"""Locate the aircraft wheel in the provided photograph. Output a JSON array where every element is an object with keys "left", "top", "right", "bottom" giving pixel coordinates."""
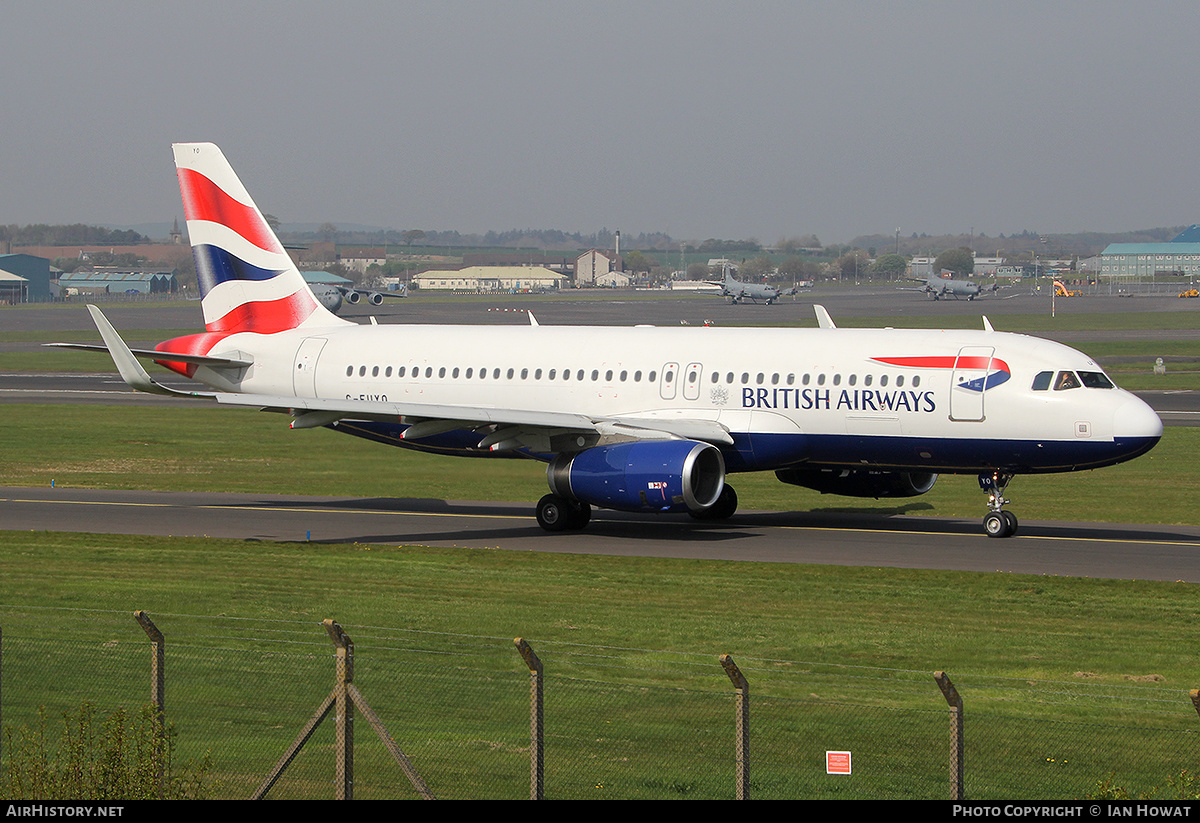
[
  {"left": 689, "top": 484, "right": 737, "bottom": 520},
  {"left": 1003, "top": 510, "right": 1018, "bottom": 536},
  {"left": 537, "top": 494, "right": 590, "bottom": 532},
  {"left": 983, "top": 511, "right": 1012, "bottom": 538},
  {"left": 566, "top": 499, "right": 591, "bottom": 530},
  {"left": 536, "top": 494, "right": 571, "bottom": 532}
]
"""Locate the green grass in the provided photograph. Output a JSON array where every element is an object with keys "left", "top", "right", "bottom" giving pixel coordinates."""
[{"left": 0, "top": 531, "right": 1196, "bottom": 799}]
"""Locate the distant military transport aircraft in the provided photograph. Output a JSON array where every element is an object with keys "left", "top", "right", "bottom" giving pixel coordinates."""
[
  {"left": 49, "top": 143, "right": 1162, "bottom": 538},
  {"left": 310, "top": 281, "right": 407, "bottom": 314}
]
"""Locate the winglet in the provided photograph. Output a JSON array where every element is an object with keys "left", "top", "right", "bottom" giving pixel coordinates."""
[
  {"left": 814, "top": 305, "right": 836, "bottom": 329},
  {"left": 85, "top": 305, "right": 214, "bottom": 398}
]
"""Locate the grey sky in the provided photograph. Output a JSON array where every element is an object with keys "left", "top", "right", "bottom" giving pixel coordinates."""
[{"left": 2, "top": 1, "right": 1198, "bottom": 245}]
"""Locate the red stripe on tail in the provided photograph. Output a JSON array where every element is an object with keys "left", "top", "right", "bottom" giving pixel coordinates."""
[
  {"left": 205, "top": 290, "right": 319, "bottom": 334},
  {"left": 176, "top": 167, "right": 282, "bottom": 253}
]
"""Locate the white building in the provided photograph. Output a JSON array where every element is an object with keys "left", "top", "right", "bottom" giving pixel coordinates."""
[
  {"left": 338, "top": 248, "right": 388, "bottom": 274},
  {"left": 575, "top": 249, "right": 617, "bottom": 286},
  {"left": 414, "top": 266, "right": 566, "bottom": 292}
]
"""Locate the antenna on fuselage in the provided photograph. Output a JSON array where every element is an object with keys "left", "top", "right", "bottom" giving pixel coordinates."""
[
  {"left": 982, "top": 316, "right": 994, "bottom": 332},
  {"left": 814, "top": 305, "right": 836, "bottom": 329}
]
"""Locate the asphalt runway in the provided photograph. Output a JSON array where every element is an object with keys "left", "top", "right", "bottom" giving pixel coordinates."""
[{"left": 3, "top": 485, "right": 1200, "bottom": 583}]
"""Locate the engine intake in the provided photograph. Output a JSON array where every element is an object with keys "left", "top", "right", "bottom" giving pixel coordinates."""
[
  {"left": 548, "top": 440, "right": 725, "bottom": 513},
  {"left": 775, "top": 468, "right": 937, "bottom": 498}
]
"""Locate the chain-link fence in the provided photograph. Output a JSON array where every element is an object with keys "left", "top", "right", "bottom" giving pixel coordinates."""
[{"left": 1, "top": 606, "right": 1197, "bottom": 800}]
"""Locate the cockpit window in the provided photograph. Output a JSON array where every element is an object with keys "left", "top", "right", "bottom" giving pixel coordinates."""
[
  {"left": 1031, "top": 371, "right": 1053, "bottom": 391},
  {"left": 1054, "top": 371, "right": 1082, "bottom": 391},
  {"left": 1078, "top": 371, "right": 1114, "bottom": 389}
]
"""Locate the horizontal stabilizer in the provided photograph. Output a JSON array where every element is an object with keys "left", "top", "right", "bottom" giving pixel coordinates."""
[
  {"left": 59, "top": 305, "right": 218, "bottom": 398},
  {"left": 45, "top": 342, "right": 253, "bottom": 369}
]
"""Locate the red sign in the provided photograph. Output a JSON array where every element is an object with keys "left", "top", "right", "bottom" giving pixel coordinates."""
[{"left": 826, "top": 751, "right": 852, "bottom": 775}]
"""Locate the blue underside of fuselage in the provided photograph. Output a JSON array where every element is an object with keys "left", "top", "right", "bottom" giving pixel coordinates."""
[{"left": 330, "top": 420, "right": 1160, "bottom": 476}]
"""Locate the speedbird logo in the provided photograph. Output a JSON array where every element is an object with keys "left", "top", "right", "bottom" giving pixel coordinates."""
[{"left": 870, "top": 355, "right": 1011, "bottom": 393}]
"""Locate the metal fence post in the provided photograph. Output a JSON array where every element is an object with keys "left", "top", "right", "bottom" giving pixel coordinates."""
[
  {"left": 935, "top": 671, "right": 964, "bottom": 801},
  {"left": 324, "top": 619, "right": 355, "bottom": 800},
  {"left": 134, "top": 610, "right": 166, "bottom": 796},
  {"left": 720, "top": 654, "right": 749, "bottom": 800},
  {"left": 514, "top": 638, "right": 544, "bottom": 800},
  {"left": 134, "top": 611, "right": 165, "bottom": 718}
]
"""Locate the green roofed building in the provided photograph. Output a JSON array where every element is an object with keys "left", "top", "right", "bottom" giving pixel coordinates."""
[
  {"left": 60, "top": 268, "right": 178, "bottom": 295},
  {"left": 1098, "top": 243, "right": 1200, "bottom": 282}
]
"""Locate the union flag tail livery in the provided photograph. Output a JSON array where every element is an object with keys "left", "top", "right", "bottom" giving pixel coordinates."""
[
  {"left": 173, "top": 142, "right": 346, "bottom": 334},
  {"left": 52, "top": 142, "right": 1164, "bottom": 539}
]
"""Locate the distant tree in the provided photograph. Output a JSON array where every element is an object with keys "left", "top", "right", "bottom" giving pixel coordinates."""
[
  {"left": 834, "top": 250, "right": 871, "bottom": 279},
  {"left": 739, "top": 256, "right": 775, "bottom": 280},
  {"left": 872, "top": 253, "right": 909, "bottom": 279},
  {"left": 779, "top": 256, "right": 819, "bottom": 280},
  {"left": 623, "top": 250, "right": 651, "bottom": 273},
  {"left": 686, "top": 262, "right": 711, "bottom": 280},
  {"left": 401, "top": 229, "right": 426, "bottom": 246},
  {"left": 263, "top": 213, "right": 281, "bottom": 231},
  {"left": 934, "top": 247, "right": 974, "bottom": 277},
  {"left": 318, "top": 222, "right": 338, "bottom": 242}
]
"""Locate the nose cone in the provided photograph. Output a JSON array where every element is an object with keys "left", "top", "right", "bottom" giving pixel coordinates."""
[{"left": 1115, "top": 395, "right": 1163, "bottom": 439}]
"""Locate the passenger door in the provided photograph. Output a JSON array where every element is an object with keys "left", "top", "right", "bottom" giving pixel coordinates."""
[
  {"left": 949, "top": 346, "right": 993, "bottom": 422},
  {"left": 293, "top": 337, "right": 327, "bottom": 398}
]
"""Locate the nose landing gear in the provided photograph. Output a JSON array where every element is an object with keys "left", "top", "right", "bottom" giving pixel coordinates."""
[{"left": 979, "top": 471, "right": 1018, "bottom": 538}]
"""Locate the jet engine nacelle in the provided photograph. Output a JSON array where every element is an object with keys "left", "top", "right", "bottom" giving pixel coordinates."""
[
  {"left": 547, "top": 440, "right": 726, "bottom": 513},
  {"left": 345, "top": 289, "right": 361, "bottom": 304},
  {"left": 367, "top": 291, "right": 383, "bottom": 305},
  {"left": 775, "top": 467, "right": 937, "bottom": 498}
]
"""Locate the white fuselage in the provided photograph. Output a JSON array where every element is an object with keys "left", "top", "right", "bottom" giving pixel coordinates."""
[{"left": 189, "top": 321, "right": 1163, "bottom": 476}]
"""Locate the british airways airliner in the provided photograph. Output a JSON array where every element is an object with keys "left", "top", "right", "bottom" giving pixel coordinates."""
[{"left": 61, "top": 143, "right": 1163, "bottom": 538}]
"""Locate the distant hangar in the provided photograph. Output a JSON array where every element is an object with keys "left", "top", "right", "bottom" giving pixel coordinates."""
[{"left": 60, "top": 268, "right": 178, "bottom": 295}]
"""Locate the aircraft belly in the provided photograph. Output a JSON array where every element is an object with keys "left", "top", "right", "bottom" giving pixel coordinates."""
[{"left": 799, "top": 431, "right": 1155, "bottom": 474}]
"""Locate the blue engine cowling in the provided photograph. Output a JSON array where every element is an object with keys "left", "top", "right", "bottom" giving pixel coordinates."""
[{"left": 547, "top": 440, "right": 726, "bottom": 513}]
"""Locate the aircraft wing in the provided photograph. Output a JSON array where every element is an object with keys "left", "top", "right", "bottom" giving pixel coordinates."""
[
  {"left": 336, "top": 285, "right": 407, "bottom": 305},
  {"left": 210, "top": 392, "right": 735, "bottom": 448}
]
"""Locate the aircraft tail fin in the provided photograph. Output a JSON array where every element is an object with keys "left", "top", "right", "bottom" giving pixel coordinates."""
[{"left": 172, "top": 143, "right": 348, "bottom": 334}]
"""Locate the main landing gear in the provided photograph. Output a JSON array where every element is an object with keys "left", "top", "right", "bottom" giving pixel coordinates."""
[
  {"left": 536, "top": 494, "right": 591, "bottom": 532},
  {"left": 534, "top": 484, "right": 739, "bottom": 532},
  {"left": 688, "top": 484, "right": 738, "bottom": 521},
  {"left": 979, "top": 471, "right": 1018, "bottom": 538}
]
